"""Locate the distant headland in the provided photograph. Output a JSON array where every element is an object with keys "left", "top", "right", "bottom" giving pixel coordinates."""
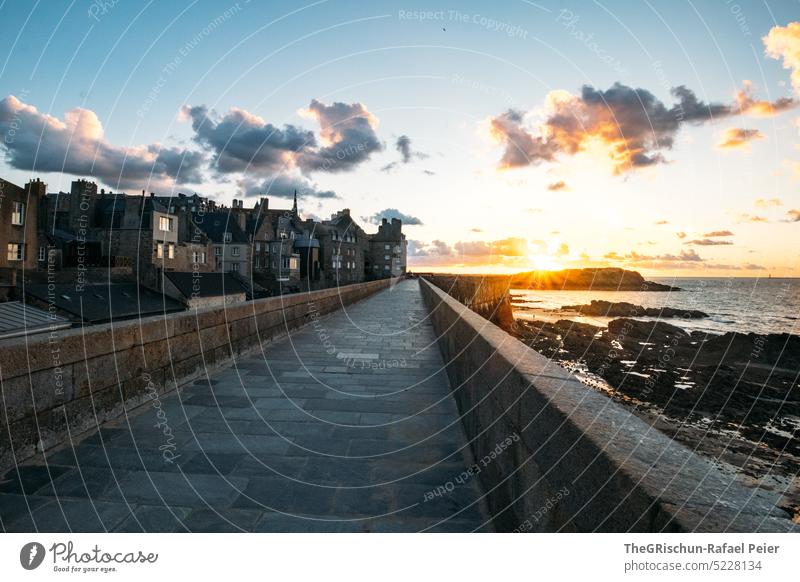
[{"left": 509, "top": 267, "right": 679, "bottom": 291}]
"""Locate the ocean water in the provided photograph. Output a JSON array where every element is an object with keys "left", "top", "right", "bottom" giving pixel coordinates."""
[{"left": 510, "top": 277, "right": 800, "bottom": 336}]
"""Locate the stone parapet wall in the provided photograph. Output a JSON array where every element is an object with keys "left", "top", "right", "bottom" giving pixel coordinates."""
[
  {"left": 419, "top": 277, "right": 796, "bottom": 532},
  {"left": 420, "top": 274, "right": 515, "bottom": 330},
  {"left": 0, "top": 278, "right": 398, "bottom": 471}
]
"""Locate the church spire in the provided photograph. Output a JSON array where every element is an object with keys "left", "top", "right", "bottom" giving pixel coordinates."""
[{"left": 292, "top": 189, "right": 298, "bottom": 216}]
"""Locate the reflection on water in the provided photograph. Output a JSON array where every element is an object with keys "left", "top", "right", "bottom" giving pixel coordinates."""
[{"left": 511, "top": 277, "right": 800, "bottom": 335}]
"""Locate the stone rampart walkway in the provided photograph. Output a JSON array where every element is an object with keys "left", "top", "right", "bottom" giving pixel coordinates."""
[{"left": 0, "top": 280, "right": 491, "bottom": 532}]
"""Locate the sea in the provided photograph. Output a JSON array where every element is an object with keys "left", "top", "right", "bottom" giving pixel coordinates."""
[{"left": 510, "top": 277, "right": 800, "bottom": 336}]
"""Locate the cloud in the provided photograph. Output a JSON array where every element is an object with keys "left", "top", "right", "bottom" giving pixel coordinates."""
[
  {"left": 423, "top": 169, "right": 436, "bottom": 175},
  {"left": 0, "top": 95, "right": 205, "bottom": 189},
  {"left": 717, "top": 127, "right": 764, "bottom": 149},
  {"left": 488, "top": 82, "right": 796, "bottom": 174},
  {"left": 396, "top": 135, "right": 413, "bottom": 163},
  {"left": 676, "top": 231, "right": 686, "bottom": 239},
  {"left": 764, "top": 22, "right": 800, "bottom": 92},
  {"left": 365, "top": 208, "right": 423, "bottom": 225},
  {"left": 547, "top": 180, "right": 568, "bottom": 191},
  {"left": 408, "top": 240, "right": 455, "bottom": 257},
  {"left": 395, "top": 134, "right": 427, "bottom": 163},
  {"left": 454, "top": 237, "right": 528, "bottom": 257},
  {"left": 735, "top": 213, "right": 769, "bottom": 223},
  {"left": 410, "top": 237, "right": 534, "bottom": 268},
  {"left": 237, "top": 173, "right": 337, "bottom": 200},
  {"left": 181, "top": 104, "right": 312, "bottom": 175},
  {"left": 296, "top": 99, "right": 382, "bottom": 172},
  {"left": 734, "top": 81, "right": 796, "bottom": 116},
  {"left": 654, "top": 220, "right": 669, "bottom": 225},
  {"left": 183, "top": 98, "right": 381, "bottom": 177},
  {"left": 703, "top": 230, "right": 734, "bottom": 237},
  {"left": 755, "top": 197, "right": 782, "bottom": 207},
  {"left": 787, "top": 209, "right": 800, "bottom": 222},
  {"left": 604, "top": 248, "right": 703, "bottom": 265},
  {"left": 555, "top": 242, "right": 570, "bottom": 256},
  {"left": 685, "top": 238, "right": 734, "bottom": 246},
  {"left": 469, "top": 227, "right": 483, "bottom": 232}
]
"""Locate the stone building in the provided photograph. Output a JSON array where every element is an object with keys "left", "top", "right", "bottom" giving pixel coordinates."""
[
  {"left": 200, "top": 207, "right": 251, "bottom": 278},
  {"left": 1, "top": 178, "right": 44, "bottom": 273},
  {"left": 366, "top": 217, "right": 407, "bottom": 279},
  {"left": 317, "top": 209, "right": 367, "bottom": 286}
]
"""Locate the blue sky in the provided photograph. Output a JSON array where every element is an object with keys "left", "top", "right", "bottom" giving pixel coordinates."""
[{"left": 1, "top": 0, "right": 799, "bottom": 274}]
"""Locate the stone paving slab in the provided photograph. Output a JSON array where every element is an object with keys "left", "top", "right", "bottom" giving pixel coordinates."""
[{"left": 0, "top": 280, "right": 492, "bottom": 532}]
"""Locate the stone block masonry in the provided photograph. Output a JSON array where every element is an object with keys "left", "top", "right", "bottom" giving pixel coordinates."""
[
  {"left": 0, "top": 278, "right": 398, "bottom": 472},
  {"left": 418, "top": 277, "right": 797, "bottom": 532},
  {"left": 421, "top": 274, "right": 515, "bottom": 330}
]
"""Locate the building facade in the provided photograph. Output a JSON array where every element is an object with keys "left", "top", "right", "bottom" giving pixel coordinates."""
[{"left": 366, "top": 218, "right": 407, "bottom": 279}]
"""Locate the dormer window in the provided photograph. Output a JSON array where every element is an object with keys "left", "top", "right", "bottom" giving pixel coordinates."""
[{"left": 224, "top": 232, "right": 232, "bottom": 243}]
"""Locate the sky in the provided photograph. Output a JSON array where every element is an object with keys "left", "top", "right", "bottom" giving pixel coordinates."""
[{"left": 1, "top": 0, "right": 799, "bottom": 276}]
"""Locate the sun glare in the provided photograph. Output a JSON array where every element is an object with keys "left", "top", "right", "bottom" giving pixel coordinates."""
[{"left": 527, "top": 253, "right": 563, "bottom": 271}]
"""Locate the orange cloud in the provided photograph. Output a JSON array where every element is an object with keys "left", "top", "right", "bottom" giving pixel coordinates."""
[
  {"left": 717, "top": 127, "right": 764, "bottom": 149},
  {"left": 547, "top": 180, "right": 568, "bottom": 191},
  {"left": 488, "top": 82, "right": 794, "bottom": 175},
  {"left": 755, "top": 197, "right": 782, "bottom": 207},
  {"left": 735, "top": 81, "right": 795, "bottom": 116}
]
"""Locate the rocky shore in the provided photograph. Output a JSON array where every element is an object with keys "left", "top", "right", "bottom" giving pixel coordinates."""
[
  {"left": 560, "top": 299, "right": 708, "bottom": 318},
  {"left": 517, "top": 315, "right": 800, "bottom": 517}
]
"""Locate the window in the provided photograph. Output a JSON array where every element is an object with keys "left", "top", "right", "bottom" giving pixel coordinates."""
[
  {"left": 231, "top": 262, "right": 240, "bottom": 272},
  {"left": 231, "top": 246, "right": 240, "bottom": 256},
  {"left": 214, "top": 247, "right": 222, "bottom": 256},
  {"left": 192, "top": 251, "right": 205, "bottom": 264},
  {"left": 38, "top": 246, "right": 46, "bottom": 261},
  {"left": 224, "top": 232, "right": 232, "bottom": 243},
  {"left": 384, "top": 265, "right": 390, "bottom": 271},
  {"left": 158, "top": 216, "right": 173, "bottom": 232},
  {"left": 11, "top": 202, "right": 24, "bottom": 226},
  {"left": 384, "top": 244, "right": 390, "bottom": 250},
  {"left": 255, "top": 242, "right": 261, "bottom": 252},
  {"left": 156, "top": 243, "right": 164, "bottom": 259},
  {"left": 167, "top": 244, "right": 175, "bottom": 259},
  {"left": 384, "top": 255, "right": 390, "bottom": 260},
  {"left": 7, "top": 243, "right": 23, "bottom": 261}
]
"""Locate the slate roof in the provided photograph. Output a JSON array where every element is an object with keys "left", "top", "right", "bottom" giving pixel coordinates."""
[
  {"left": 25, "top": 283, "right": 184, "bottom": 324},
  {"left": 199, "top": 212, "right": 249, "bottom": 243},
  {"left": 0, "top": 301, "right": 70, "bottom": 340},
  {"left": 164, "top": 271, "right": 248, "bottom": 299}
]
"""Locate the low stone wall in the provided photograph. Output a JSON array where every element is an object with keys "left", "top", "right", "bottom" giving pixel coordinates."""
[
  {"left": 0, "top": 278, "right": 398, "bottom": 472},
  {"left": 419, "top": 273, "right": 515, "bottom": 330},
  {"left": 419, "top": 278, "right": 796, "bottom": 532}
]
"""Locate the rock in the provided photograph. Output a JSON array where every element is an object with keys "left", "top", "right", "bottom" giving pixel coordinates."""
[
  {"left": 561, "top": 299, "right": 708, "bottom": 318},
  {"left": 607, "top": 317, "right": 690, "bottom": 341}
]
